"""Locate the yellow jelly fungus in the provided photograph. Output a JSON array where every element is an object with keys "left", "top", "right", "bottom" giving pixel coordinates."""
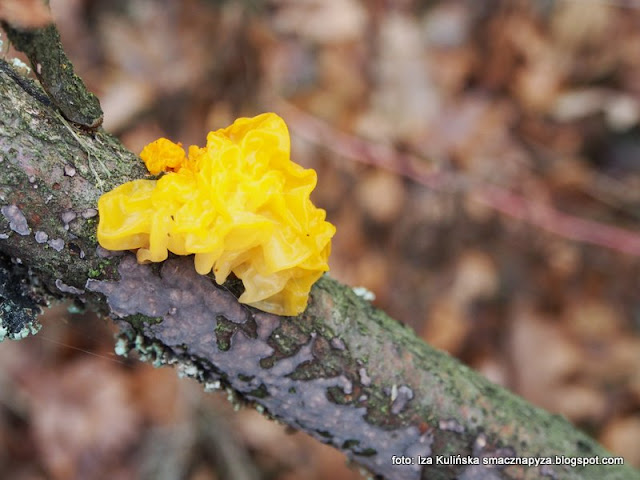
[{"left": 97, "top": 113, "right": 335, "bottom": 316}]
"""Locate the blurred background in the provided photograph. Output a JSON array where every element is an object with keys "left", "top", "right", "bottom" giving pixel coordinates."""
[{"left": 1, "top": 0, "right": 640, "bottom": 478}]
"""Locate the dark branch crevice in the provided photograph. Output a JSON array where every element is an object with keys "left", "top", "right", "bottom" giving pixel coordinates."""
[{"left": 0, "top": 253, "right": 45, "bottom": 340}]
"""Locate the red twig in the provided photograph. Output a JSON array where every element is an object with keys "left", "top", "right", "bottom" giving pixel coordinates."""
[
  {"left": 477, "top": 186, "right": 640, "bottom": 255},
  {"left": 275, "top": 99, "right": 640, "bottom": 257}
]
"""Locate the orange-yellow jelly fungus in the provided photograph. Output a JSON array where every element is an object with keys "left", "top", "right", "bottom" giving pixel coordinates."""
[{"left": 97, "top": 113, "right": 335, "bottom": 316}]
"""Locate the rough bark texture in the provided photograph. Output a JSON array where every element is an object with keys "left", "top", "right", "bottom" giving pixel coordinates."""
[
  {"left": 2, "top": 21, "right": 103, "bottom": 128},
  {"left": 0, "top": 59, "right": 638, "bottom": 480},
  {"left": 0, "top": 58, "right": 144, "bottom": 315}
]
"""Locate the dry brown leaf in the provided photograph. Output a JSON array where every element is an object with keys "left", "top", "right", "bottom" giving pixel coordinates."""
[
  {"left": 269, "top": 0, "right": 366, "bottom": 44},
  {"left": 514, "top": 59, "right": 562, "bottom": 112},
  {"left": 130, "top": 366, "right": 183, "bottom": 426},
  {"left": 422, "top": 298, "right": 468, "bottom": 355},
  {"left": 371, "top": 12, "right": 440, "bottom": 139},
  {"left": 0, "top": 0, "right": 51, "bottom": 28},
  {"left": 356, "top": 170, "right": 406, "bottom": 224},
  {"left": 563, "top": 299, "right": 624, "bottom": 343},
  {"left": 599, "top": 416, "right": 640, "bottom": 467},
  {"left": 28, "top": 359, "right": 139, "bottom": 480},
  {"left": 543, "top": 240, "right": 580, "bottom": 278},
  {"left": 549, "top": 384, "right": 607, "bottom": 424},
  {"left": 551, "top": 0, "right": 613, "bottom": 50},
  {"left": 579, "top": 337, "right": 640, "bottom": 388},
  {"left": 100, "top": 77, "right": 154, "bottom": 133},
  {"left": 509, "top": 306, "right": 583, "bottom": 408},
  {"left": 351, "top": 249, "right": 389, "bottom": 305},
  {"left": 473, "top": 355, "right": 509, "bottom": 387},
  {"left": 451, "top": 250, "right": 498, "bottom": 304},
  {"left": 236, "top": 410, "right": 364, "bottom": 480}
]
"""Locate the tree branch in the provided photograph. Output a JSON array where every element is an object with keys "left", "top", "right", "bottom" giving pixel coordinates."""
[
  {"left": 2, "top": 19, "right": 103, "bottom": 128},
  {"left": 0, "top": 58, "right": 638, "bottom": 480}
]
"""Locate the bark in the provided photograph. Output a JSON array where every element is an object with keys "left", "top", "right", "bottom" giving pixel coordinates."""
[
  {"left": 2, "top": 17, "right": 103, "bottom": 128},
  {"left": 0, "top": 59, "right": 638, "bottom": 480}
]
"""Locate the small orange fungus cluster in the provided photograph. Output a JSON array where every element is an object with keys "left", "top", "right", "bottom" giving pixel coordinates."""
[{"left": 97, "top": 113, "right": 335, "bottom": 315}]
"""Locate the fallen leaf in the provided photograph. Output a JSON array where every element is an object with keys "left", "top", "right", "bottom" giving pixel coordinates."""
[{"left": 0, "top": 0, "right": 51, "bottom": 28}]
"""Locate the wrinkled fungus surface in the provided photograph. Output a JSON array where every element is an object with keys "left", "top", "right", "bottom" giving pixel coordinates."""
[{"left": 97, "top": 113, "right": 335, "bottom": 315}]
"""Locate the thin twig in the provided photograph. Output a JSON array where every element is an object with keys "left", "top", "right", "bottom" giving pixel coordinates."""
[{"left": 275, "top": 98, "right": 640, "bottom": 257}]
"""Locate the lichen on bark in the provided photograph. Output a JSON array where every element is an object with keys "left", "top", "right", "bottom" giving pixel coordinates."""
[
  {"left": 2, "top": 20, "right": 103, "bottom": 128},
  {"left": 0, "top": 58, "right": 146, "bottom": 312}
]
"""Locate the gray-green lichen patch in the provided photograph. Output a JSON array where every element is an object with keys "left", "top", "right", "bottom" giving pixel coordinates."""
[
  {"left": 47, "top": 238, "right": 64, "bottom": 252},
  {"left": 96, "top": 246, "right": 122, "bottom": 258},
  {"left": 352, "top": 286, "right": 376, "bottom": 302},
  {"left": 439, "top": 418, "right": 465, "bottom": 434},
  {"left": 330, "top": 336, "right": 345, "bottom": 350},
  {"left": 81, "top": 208, "right": 97, "bottom": 219},
  {"left": 63, "top": 164, "right": 76, "bottom": 177},
  {"left": 55, "top": 278, "right": 84, "bottom": 295},
  {"left": 1, "top": 204, "right": 30, "bottom": 235},
  {"left": 86, "top": 255, "right": 432, "bottom": 479},
  {"left": 34, "top": 230, "right": 48, "bottom": 243},
  {"left": 177, "top": 362, "right": 200, "bottom": 379},
  {"left": 61, "top": 210, "right": 76, "bottom": 228},
  {"left": 114, "top": 336, "right": 128, "bottom": 356},
  {"left": 358, "top": 367, "right": 371, "bottom": 386},
  {"left": 1, "top": 321, "right": 41, "bottom": 341},
  {"left": 390, "top": 385, "right": 414, "bottom": 415}
]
